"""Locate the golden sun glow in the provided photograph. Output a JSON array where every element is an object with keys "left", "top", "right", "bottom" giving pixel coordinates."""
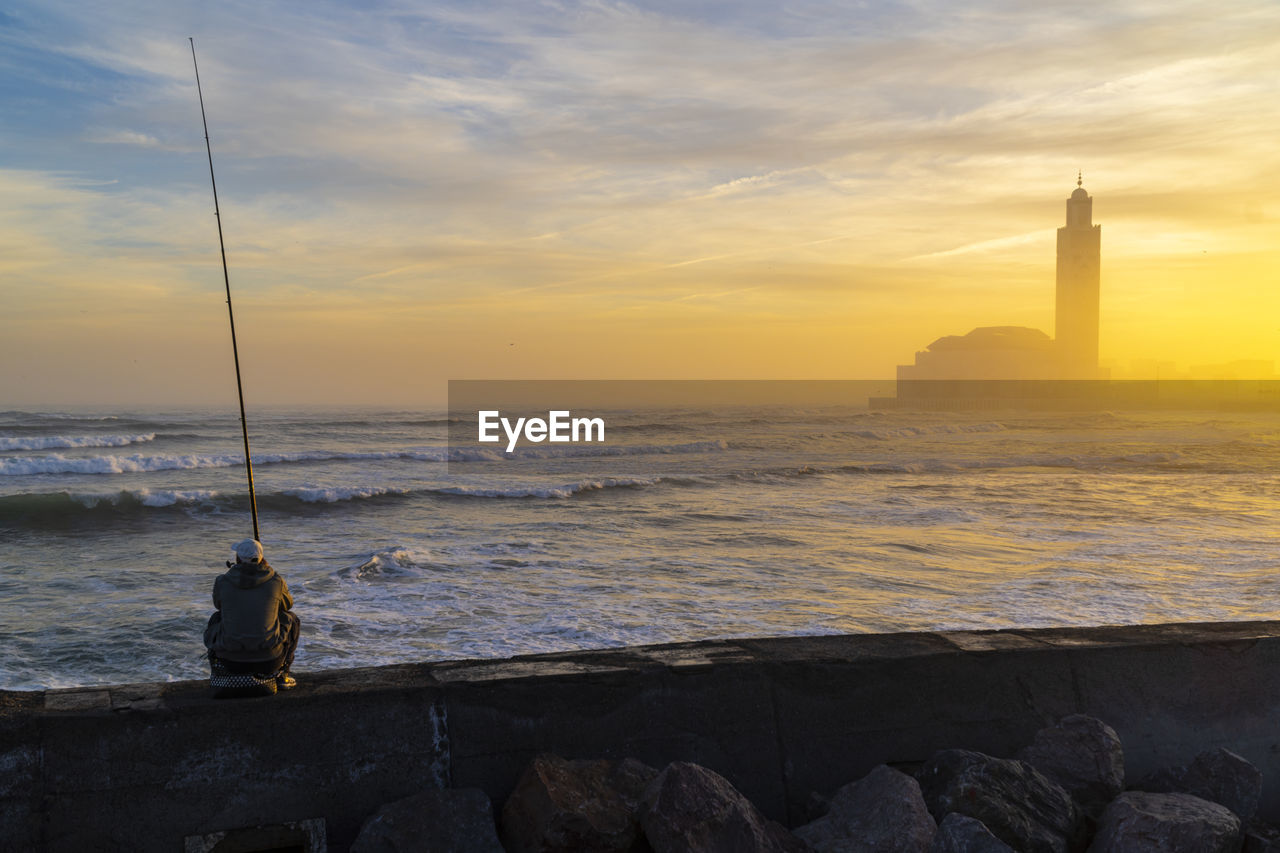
[{"left": 2, "top": 3, "right": 1279, "bottom": 405}]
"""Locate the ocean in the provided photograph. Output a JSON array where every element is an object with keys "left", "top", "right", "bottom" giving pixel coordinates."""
[{"left": 2, "top": 403, "right": 1278, "bottom": 690}]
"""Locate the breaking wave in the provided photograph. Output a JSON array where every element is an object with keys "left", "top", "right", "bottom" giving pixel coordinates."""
[
  {"left": 0, "top": 476, "right": 706, "bottom": 526},
  {"left": 496, "top": 440, "right": 728, "bottom": 459},
  {"left": 280, "top": 485, "right": 414, "bottom": 503},
  {"left": 0, "top": 489, "right": 227, "bottom": 526},
  {"left": 431, "top": 477, "right": 664, "bottom": 499},
  {"left": 0, "top": 433, "right": 156, "bottom": 452},
  {"left": 335, "top": 547, "right": 425, "bottom": 581},
  {"left": 0, "top": 440, "right": 729, "bottom": 476}
]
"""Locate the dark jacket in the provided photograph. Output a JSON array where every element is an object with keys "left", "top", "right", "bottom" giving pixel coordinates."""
[{"left": 204, "top": 559, "right": 294, "bottom": 662}]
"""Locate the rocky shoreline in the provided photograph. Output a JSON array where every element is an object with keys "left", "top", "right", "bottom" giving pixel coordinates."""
[{"left": 351, "top": 715, "right": 1280, "bottom": 852}]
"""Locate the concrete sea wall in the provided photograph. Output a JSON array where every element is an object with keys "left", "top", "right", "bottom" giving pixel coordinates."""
[{"left": 3, "top": 621, "right": 1280, "bottom": 851}]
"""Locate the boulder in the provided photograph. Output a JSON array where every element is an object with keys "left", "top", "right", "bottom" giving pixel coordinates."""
[
  {"left": 1088, "top": 791, "right": 1241, "bottom": 852},
  {"left": 350, "top": 787, "right": 503, "bottom": 853},
  {"left": 1134, "top": 747, "right": 1262, "bottom": 823},
  {"left": 794, "top": 764, "right": 936, "bottom": 852},
  {"left": 937, "top": 757, "right": 1083, "bottom": 853},
  {"left": 930, "top": 814, "right": 1015, "bottom": 853},
  {"left": 639, "top": 761, "right": 806, "bottom": 853},
  {"left": 1017, "top": 715, "right": 1124, "bottom": 821},
  {"left": 500, "top": 753, "right": 658, "bottom": 852},
  {"left": 918, "top": 749, "right": 994, "bottom": 822}
]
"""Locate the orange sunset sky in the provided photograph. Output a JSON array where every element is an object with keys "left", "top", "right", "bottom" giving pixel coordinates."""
[{"left": 2, "top": 1, "right": 1278, "bottom": 406}]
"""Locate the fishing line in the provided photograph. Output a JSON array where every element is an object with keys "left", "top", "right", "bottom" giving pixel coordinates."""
[{"left": 190, "top": 38, "right": 261, "bottom": 541}]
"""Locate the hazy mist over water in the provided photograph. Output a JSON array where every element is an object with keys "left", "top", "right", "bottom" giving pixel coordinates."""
[{"left": 1, "top": 404, "right": 1279, "bottom": 690}]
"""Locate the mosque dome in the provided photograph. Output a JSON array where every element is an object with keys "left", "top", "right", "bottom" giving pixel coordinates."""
[
  {"left": 1071, "top": 186, "right": 1089, "bottom": 200},
  {"left": 924, "top": 326, "right": 1053, "bottom": 352}
]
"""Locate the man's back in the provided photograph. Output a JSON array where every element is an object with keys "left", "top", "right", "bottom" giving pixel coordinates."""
[
  {"left": 203, "top": 539, "right": 300, "bottom": 690},
  {"left": 212, "top": 559, "right": 293, "bottom": 661}
]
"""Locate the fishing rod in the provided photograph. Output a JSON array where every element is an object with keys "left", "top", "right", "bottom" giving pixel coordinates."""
[{"left": 190, "top": 37, "right": 261, "bottom": 542}]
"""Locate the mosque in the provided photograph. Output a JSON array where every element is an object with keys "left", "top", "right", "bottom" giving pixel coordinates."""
[
  {"left": 872, "top": 180, "right": 1279, "bottom": 410},
  {"left": 895, "top": 176, "right": 1105, "bottom": 382}
]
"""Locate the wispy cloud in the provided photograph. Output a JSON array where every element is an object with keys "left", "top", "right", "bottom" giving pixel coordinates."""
[
  {"left": 902, "top": 230, "right": 1054, "bottom": 263},
  {"left": 2, "top": 0, "right": 1279, "bottom": 400},
  {"left": 86, "top": 128, "right": 163, "bottom": 147}
]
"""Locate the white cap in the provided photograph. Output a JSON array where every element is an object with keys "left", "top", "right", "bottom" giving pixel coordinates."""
[{"left": 233, "top": 539, "right": 264, "bottom": 563}]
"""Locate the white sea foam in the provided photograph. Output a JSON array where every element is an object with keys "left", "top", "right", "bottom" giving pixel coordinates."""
[
  {"left": 502, "top": 440, "right": 728, "bottom": 459},
  {"left": 70, "top": 488, "right": 221, "bottom": 508},
  {"left": 432, "top": 476, "right": 662, "bottom": 499},
  {"left": 337, "top": 547, "right": 424, "bottom": 580},
  {"left": 283, "top": 485, "right": 412, "bottom": 503},
  {"left": 137, "top": 488, "right": 221, "bottom": 507},
  {"left": 0, "top": 452, "right": 243, "bottom": 476},
  {"left": 0, "top": 433, "right": 156, "bottom": 451},
  {"left": 0, "top": 439, "right": 729, "bottom": 475},
  {"left": 0, "top": 449, "right": 421, "bottom": 475}
]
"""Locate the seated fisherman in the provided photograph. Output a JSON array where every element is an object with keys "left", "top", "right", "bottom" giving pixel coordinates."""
[{"left": 203, "top": 538, "right": 300, "bottom": 690}]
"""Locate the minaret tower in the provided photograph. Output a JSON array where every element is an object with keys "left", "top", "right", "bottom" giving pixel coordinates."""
[{"left": 1055, "top": 173, "right": 1101, "bottom": 376}]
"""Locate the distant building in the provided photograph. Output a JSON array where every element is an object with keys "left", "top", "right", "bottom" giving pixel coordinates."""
[
  {"left": 897, "top": 326, "right": 1060, "bottom": 380},
  {"left": 870, "top": 180, "right": 1280, "bottom": 411},
  {"left": 1056, "top": 179, "right": 1102, "bottom": 375},
  {"left": 896, "top": 176, "right": 1104, "bottom": 381}
]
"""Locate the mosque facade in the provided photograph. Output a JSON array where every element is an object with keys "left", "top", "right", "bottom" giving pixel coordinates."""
[{"left": 896, "top": 177, "right": 1104, "bottom": 381}]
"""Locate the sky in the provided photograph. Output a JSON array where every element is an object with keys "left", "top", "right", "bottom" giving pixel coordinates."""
[{"left": 2, "top": 0, "right": 1278, "bottom": 406}]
